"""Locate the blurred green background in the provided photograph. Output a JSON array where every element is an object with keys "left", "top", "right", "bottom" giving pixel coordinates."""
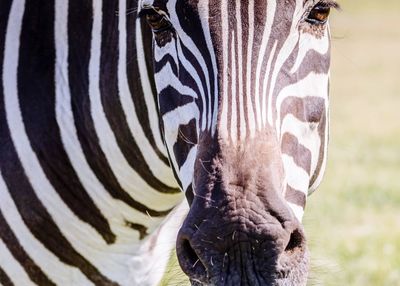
[{"left": 161, "top": 1, "right": 400, "bottom": 285}]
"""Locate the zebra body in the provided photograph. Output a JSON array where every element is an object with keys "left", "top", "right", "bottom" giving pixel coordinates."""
[{"left": 1, "top": 0, "right": 183, "bottom": 285}]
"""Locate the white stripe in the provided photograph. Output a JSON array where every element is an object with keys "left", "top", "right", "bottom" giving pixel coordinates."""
[
  {"left": 230, "top": 32, "right": 238, "bottom": 142},
  {"left": 290, "top": 29, "right": 330, "bottom": 74},
  {"left": 175, "top": 39, "right": 205, "bottom": 100},
  {"left": 282, "top": 154, "right": 310, "bottom": 193},
  {"left": 276, "top": 72, "right": 329, "bottom": 177},
  {"left": 153, "top": 31, "right": 179, "bottom": 71},
  {"left": 135, "top": 18, "right": 169, "bottom": 157},
  {"left": 117, "top": 4, "right": 176, "bottom": 188},
  {"left": 154, "top": 60, "right": 199, "bottom": 100},
  {"left": 287, "top": 202, "right": 304, "bottom": 222},
  {"left": 309, "top": 100, "right": 329, "bottom": 194},
  {"left": 246, "top": 1, "right": 256, "bottom": 138},
  {"left": 0, "top": 239, "right": 35, "bottom": 286},
  {"left": 235, "top": 0, "right": 246, "bottom": 141},
  {"left": 0, "top": 172, "right": 92, "bottom": 285},
  {"left": 167, "top": 0, "right": 212, "bottom": 131},
  {"left": 280, "top": 114, "right": 322, "bottom": 176},
  {"left": 254, "top": 0, "right": 277, "bottom": 129},
  {"left": 139, "top": 0, "right": 155, "bottom": 8},
  {"left": 89, "top": 0, "right": 182, "bottom": 209},
  {"left": 266, "top": 0, "right": 303, "bottom": 126},
  {"left": 161, "top": 102, "right": 200, "bottom": 179},
  {"left": 197, "top": 0, "right": 219, "bottom": 134},
  {"left": 2, "top": 1, "right": 174, "bottom": 285},
  {"left": 153, "top": 38, "right": 204, "bottom": 126},
  {"left": 54, "top": 0, "right": 160, "bottom": 243},
  {"left": 153, "top": 30, "right": 216, "bottom": 136},
  {"left": 276, "top": 72, "right": 329, "bottom": 138},
  {"left": 219, "top": 0, "right": 229, "bottom": 140},
  {"left": 261, "top": 40, "right": 277, "bottom": 127},
  {"left": 4, "top": 0, "right": 130, "bottom": 282},
  {"left": 161, "top": 102, "right": 200, "bottom": 145},
  {"left": 179, "top": 146, "right": 198, "bottom": 191},
  {"left": 128, "top": 200, "right": 188, "bottom": 286}
]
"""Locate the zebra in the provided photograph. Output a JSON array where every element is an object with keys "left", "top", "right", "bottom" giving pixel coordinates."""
[{"left": 0, "top": 0, "right": 337, "bottom": 285}]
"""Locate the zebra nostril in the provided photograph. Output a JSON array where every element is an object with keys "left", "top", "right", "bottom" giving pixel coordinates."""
[
  {"left": 178, "top": 238, "right": 207, "bottom": 277},
  {"left": 284, "top": 229, "right": 304, "bottom": 254}
]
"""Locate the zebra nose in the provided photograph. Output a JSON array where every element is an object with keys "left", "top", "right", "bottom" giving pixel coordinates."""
[
  {"left": 176, "top": 213, "right": 306, "bottom": 284},
  {"left": 176, "top": 234, "right": 208, "bottom": 280}
]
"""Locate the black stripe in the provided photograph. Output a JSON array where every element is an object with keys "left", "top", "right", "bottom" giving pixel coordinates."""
[
  {"left": 155, "top": 44, "right": 204, "bottom": 117},
  {"left": 0, "top": 3, "right": 14, "bottom": 286},
  {"left": 0, "top": 110, "right": 118, "bottom": 285},
  {"left": 0, "top": 213, "right": 55, "bottom": 286},
  {"left": 17, "top": 0, "right": 115, "bottom": 244},
  {"left": 281, "top": 133, "right": 312, "bottom": 175},
  {"left": 1, "top": 2, "right": 49, "bottom": 285},
  {"left": 124, "top": 220, "right": 148, "bottom": 240},
  {"left": 255, "top": 3, "right": 293, "bottom": 123},
  {"left": 285, "top": 186, "right": 306, "bottom": 208},
  {"left": 100, "top": 0, "right": 180, "bottom": 194},
  {"left": 309, "top": 105, "right": 327, "bottom": 187},
  {"left": 249, "top": 1, "right": 269, "bottom": 131},
  {"left": 138, "top": 15, "right": 170, "bottom": 167},
  {"left": 0, "top": 0, "right": 12, "bottom": 55},
  {"left": 240, "top": 0, "right": 251, "bottom": 138},
  {"left": 179, "top": 37, "right": 210, "bottom": 126},
  {"left": 173, "top": 119, "right": 198, "bottom": 168},
  {"left": 164, "top": 144, "right": 183, "bottom": 190},
  {"left": 185, "top": 184, "right": 194, "bottom": 206},
  {"left": 0, "top": 264, "right": 14, "bottom": 286},
  {"left": 226, "top": 18, "right": 233, "bottom": 140},
  {"left": 153, "top": 53, "right": 179, "bottom": 75},
  {"left": 159, "top": 86, "right": 196, "bottom": 116},
  {"left": 1, "top": 8, "right": 116, "bottom": 277},
  {"left": 139, "top": 17, "right": 175, "bottom": 165},
  {"left": 176, "top": 0, "right": 216, "bottom": 125},
  {"left": 273, "top": 42, "right": 331, "bottom": 104},
  {"left": 140, "top": 17, "right": 161, "bottom": 119},
  {"left": 230, "top": 0, "right": 241, "bottom": 140},
  {"left": 67, "top": 0, "right": 170, "bottom": 218},
  {"left": 126, "top": 4, "right": 169, "bottom": 166},
  {"left": 279, "top": 96, "right": 326, "bottom": 126}
]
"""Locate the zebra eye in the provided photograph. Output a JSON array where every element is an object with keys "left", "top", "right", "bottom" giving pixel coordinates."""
[
  {"left": 140, "top": 8, "right": 172, "bottom": 33},
  {"left": 306, "top": 3, "right": 331, "bottom": 25}
]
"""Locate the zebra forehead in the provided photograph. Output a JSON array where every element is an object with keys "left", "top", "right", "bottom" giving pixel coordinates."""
[{"left": 140, "top": 0, "right": 305, "bottom": 11}]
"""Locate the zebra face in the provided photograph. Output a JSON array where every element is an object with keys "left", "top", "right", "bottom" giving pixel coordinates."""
[{"left": 140, "top": 0, "right": 336, "bottom": 284}]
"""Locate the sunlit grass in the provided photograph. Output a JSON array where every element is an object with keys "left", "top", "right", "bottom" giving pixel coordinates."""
[
  {"left": 160, "top": 251, "right": 189, "bottom": 286},
  {"left": 161, "top": 1, "right": 400, "bottom": 285}
]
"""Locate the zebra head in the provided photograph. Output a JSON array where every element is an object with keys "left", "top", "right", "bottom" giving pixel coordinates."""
[{"left": 139, "top": 0, "right": 337, "bottom": 284}]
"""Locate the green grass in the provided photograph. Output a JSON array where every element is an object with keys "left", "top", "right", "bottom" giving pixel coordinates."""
[{"left": 161, "top": 1, "right": 400, "bottom": 285}]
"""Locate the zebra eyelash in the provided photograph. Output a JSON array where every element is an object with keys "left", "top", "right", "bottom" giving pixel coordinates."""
[
  {"left": 309, "top": 0, "right": 341, "bottom": 12},
  {"left": 137, "top": 6, "right": 158, "bottom": 18},
  {"left": 318, "top": 0, "right": 341, "bottom": 10},
  {"left": 138, "top": 7, "right": 173, "bottom": 34},
  {"left": 302, "top": 0, "right": 340, "bottom": 27},
  {"left": 137, "top": 6, "right": 170, "bottom": 19}
]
